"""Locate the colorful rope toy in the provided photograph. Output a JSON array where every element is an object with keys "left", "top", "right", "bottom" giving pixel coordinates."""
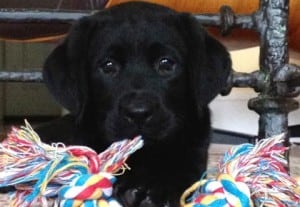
[
  {"left": 0, "top": 120, "right": 144, "bottom": 207},
  {"left": 180, "top": 134, "right": 300, "bottom": 207}
]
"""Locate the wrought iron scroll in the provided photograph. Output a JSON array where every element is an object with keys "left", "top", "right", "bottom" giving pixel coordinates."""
[
  {"left": 0, "top": 0, "right": 300, "bottom": 142},
  {"left": 248, "top": 0, "right": 299, "bottom": 139},
  {"left": 199, "top": 0, "right": 300, "bottom": 141}
]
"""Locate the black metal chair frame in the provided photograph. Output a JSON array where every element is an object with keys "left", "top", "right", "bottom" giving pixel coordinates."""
[{"left": 0, "top": 0, "right": 299, "bottom": 147}]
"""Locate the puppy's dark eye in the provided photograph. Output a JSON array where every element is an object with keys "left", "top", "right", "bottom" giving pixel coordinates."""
[
  {"left": 155, "top": 57, "right": 177, "bottom": 76},
  {"left": 98, "top": 60, "right": 120, "bottom": 76}
]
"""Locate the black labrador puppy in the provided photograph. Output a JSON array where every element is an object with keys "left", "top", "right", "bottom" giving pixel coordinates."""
[{"left": 40, "top": 2, "right": 231, "bottom": 207}]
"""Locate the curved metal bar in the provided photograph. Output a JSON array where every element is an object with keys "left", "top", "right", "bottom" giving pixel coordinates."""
[
  {"left": 0, "top": 71, "right": 43, "bottom": 82},
  {"left": 0, "top": 7, "right": 255, "bottom": 31},
  {"left": 0, "top": 9, "right": 91, "bottom": 23}
]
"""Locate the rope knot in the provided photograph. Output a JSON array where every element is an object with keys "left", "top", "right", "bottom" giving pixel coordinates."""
[
  {"left": 196, "top": 174, "right": 252, "bottom": 207},
  {"left": 181, "top": 173, "right": 253, "bottom": 207},
  {"left": 58, "top": 172, "right": 119, "bottom": 207},
  {"left": 181, "top": 134, "right": 300, "bottom": 207},
  {"left": 0, "top": 121, "right": 144, "bottom": 207}
]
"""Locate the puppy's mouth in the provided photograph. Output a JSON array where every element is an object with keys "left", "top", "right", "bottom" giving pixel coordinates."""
[
  {"left": 123, "top": 114, "right": 153, "bottom": 130},
  {"left": 121, "top": 112, "right": 170, "bottom": 137},
  {"left": 107, "top": 110, "right": 173, "bottom": 145}
]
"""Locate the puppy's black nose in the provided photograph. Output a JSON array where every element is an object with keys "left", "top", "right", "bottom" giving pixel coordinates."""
[
  {"left": 121, "top": 103, "right": 153, "bottom": 125},
  {"left": 119, "top": 91, "right": 159, "bottom": 126}
]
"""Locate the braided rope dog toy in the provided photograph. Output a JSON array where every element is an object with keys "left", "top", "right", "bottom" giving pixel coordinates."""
[
  {"left": 180, "top": 134, "right": 300, "bottom": 207},
  {"left": 0, "top": 120, "right": 144, "bottom": 207}
]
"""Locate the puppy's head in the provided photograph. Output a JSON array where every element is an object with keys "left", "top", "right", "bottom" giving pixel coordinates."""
[{"left": 43, "top": 2, "right": 231, "bottom": 145}]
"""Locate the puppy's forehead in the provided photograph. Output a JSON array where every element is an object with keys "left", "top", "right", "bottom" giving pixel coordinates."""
[{"left": 91, "top": 5, "right": 186, "bottom": 52}]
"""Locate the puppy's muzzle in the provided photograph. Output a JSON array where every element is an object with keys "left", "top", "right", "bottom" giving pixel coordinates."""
[{"left": 119, "top": 92, "right": 159, "bottom": 127}]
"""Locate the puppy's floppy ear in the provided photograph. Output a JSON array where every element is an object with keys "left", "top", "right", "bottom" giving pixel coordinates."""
[
  {"left": 182, "top": 14, "right": 231, "bottom": 106},
  {"left": 43, "top": 17, "right": 96, "bottom": 118}
]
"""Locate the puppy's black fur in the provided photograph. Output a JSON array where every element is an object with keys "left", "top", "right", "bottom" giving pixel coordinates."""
[{"left": 39, "top": 2, "right": 231, "bottom": 206}]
